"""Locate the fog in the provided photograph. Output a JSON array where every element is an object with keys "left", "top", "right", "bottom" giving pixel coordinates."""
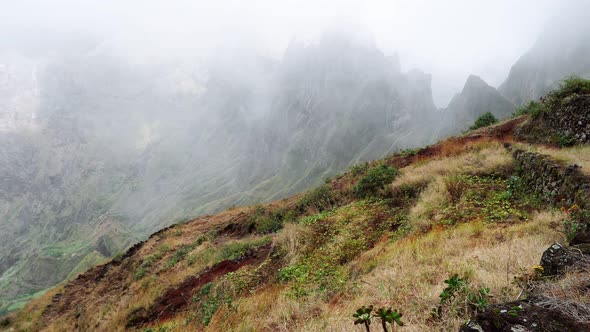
[
  {"left": 2, "top": 0, "right": 590, "bottom": 313},
  {"left": 2, "top": 0, "right": 586, "bottom": 105}
]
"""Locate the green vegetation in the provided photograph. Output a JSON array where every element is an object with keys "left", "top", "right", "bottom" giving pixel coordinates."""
[
  {"left": 220, "top": 236, "right": 271, "bottom": 261},
  {"left": 353, "top": 306, "right": 404, "bottom": 332},
  {"left": 248, "top": 206, "right": 296, "bottom": 234},
  {"left": 374, "top": 308, "right": 404, "bottom": 332},
  {"left": 561, "top": 204, "right": 588, "bottom": 242},
  {"left": 470, "top": 112, "right": 498, "bottom": 130},
  {"left": 514, "top": 100, "right": 546, "bottom": 118},
  {"left": 434, "top": 274, "right": 492, "bottom": 319},
  {"left": 557, "top": 134, "right": 576, "bottom": 147},
  {"left": 515, "top": 76, "right": 590, "bottom": 119},
  {"left": 350, "top": 162, "right": 369, "bottom": 176},
  {"left": 296, "top": 184, "right": 336, "bottom": 212},
  {"left": 353, "top": 305, "right": 373, "bottom": 332},
  {"left": 354, "top": 163, "right": 399, "bottom": 198},
  {"left": 440, "top": 174, "right": 530, "bottom": 226}
]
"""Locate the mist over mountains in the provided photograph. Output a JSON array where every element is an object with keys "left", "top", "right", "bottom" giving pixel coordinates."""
[{"left": 1, "top": 11, "right": 590, "bottom": 314}]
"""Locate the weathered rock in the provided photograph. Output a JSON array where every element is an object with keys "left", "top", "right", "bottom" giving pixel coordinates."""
[
  {"left": 459, "top": 300, "right": 590, "bottom": 332},
  {"left": 513, "top": 149, "right": 590, "bottom": 210},
  {"left": 540, "top": 243, "right": 586, "bottom": 277},
  {"left": 515, "top": 94, "right": 590, "bottom": 145}
]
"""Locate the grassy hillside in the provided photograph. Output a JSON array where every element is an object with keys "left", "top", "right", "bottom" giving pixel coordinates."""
[{"left": 2, "top": 80, "right": 590, "bottom": 331}]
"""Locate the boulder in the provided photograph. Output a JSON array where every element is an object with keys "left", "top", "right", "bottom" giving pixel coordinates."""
[
  {"left": 540, "top": 243, "right": 585, "bottom": 277},
  {"left": 460, "top": 300, "right": 590, "bottom": 332}
]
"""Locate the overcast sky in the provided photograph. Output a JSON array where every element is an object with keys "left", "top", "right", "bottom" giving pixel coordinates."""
[{"left": 1, "top": 0, "right": 585, "bottom": 106}]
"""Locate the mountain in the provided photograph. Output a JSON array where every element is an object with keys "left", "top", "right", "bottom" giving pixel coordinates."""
[
  {"left": 4, "top": 80, "right": 590, "bottom": 331},
  {"left": 0, "top": 33, "right": 443, "bottom": 314},
  {"left": 499, "top": 18, "right": 590, "bottom": 105},
  {"left": 440, "top": 75, "right": 515, "bottom": 135}
]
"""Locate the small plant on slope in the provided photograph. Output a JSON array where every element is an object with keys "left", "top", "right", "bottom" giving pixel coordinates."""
[
  {"left": 470, "top": 112, "right": 498, "bottom": 130},
  {"left": 374, "top": 307, "right": 404, "bottom": 332},
  {"left": 434, "top": 274, "right": 492, "bottom": 319},
  {"left": 353, "top": 163, "right": 399, "bottom": 198},
  {"left": 353, "top": 305, "right": 374, "bottom": 332}
]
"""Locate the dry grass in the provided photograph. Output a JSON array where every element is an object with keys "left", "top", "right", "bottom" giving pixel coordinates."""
[
  {"left": 6, "top": 134, "right": 583, "bottom": 332},
  {"left": 294, "top": 211, "right": 564, "bottom": 332},
  {"left": 514, "top": 143, "right": 590, "bottom": 176},
  {"left": 391, "top": 141, "right": 513, "bottom": 192},
  {"left": 150, "top": 210, "right": 565, "bottom": 332}
]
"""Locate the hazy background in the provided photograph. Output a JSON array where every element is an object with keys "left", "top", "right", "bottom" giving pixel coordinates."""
[
  {"left": 2, "top": 0, "right": 590, "bottom": 316},
  {"left": 1, "top": 0, "right": 581, "bottom": 106}
]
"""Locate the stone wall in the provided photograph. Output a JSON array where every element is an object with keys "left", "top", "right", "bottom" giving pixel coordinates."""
[
  {"left": 516, "top": 94, "right": 590, "bottom": 145},
  {"left": 513, "top": 149, "right": 590, "bottom": 211}
]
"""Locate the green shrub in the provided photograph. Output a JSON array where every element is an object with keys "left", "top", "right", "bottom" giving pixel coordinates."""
[
  {"left": 220, "top": 237, "right": 271, "bottom": 261},
  {"left": 470, "top": 112, "right": 498, "bottom": 130},
  {"left": 353, "top": 306, "right": 373, "bottom": 332},
  {"left": 354, "top": 163, "right": 399, "bottom": 198},
  {"left": 558, "top": 134, "right": 576, "bottom": 147},
  {"left": 517, "top": 76, "right": 590, "bottom": 119},
  {"left": 297, "top": 185, "right": 336, "bottom": 212},
  {"left": 249, "top": 206, "right": 294, "bottom": 234},
  {"left": 433, "top": 274, "right": 492, "bottom": 319},
  {"left": 514, "top": 100, "right": 547, "bottom": 118},
  {"left": 547, "top": 76, "right": 590, "bottom": 102},
  {"left": 167, "top": 244, "right": 194, "bottom": 268},
  {"left": 350, "top": 162, "right": 369, "bottom": 176}
]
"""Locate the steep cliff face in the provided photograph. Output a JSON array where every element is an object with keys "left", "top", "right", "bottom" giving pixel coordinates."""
[
  {"left": 240, "top": 35, "right": 439, "bottom": 202},
  {"left": 440, "top": 75, "right": 515, "bottom": 136},
  {"left": 499, "top": 19, "right": 590, "bottom": 105}
]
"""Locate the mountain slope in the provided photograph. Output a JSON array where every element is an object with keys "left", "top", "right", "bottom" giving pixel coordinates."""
[
  {"left": 0, "top": 34, "right": 445, "bottom": 314},
  {"left": 4, "top": 81, "right": 590, "bottom": 331},
  {"left": 440, "top": 75, "right": 515, "bottom": 136}
]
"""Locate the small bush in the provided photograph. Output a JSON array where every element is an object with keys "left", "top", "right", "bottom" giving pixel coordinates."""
[
  {"left": 433, "top": 274, "right": 492, "bottom": 319},
  {"left": 350, "top": 162, "right": 369, "bottom": 176},
  {"left": 249, "top": 206, "right": 294, "bottom": 234},
  {"left": 514, "top": 100, "right": 547, "bottom": 118},
  {"left": 517, "top": 76, "right": 590, "bottom": 119},
  {"left": 547, "top": 76, "right": 590, "bottom": 102},
  {"left": 354, "top": 163, "right": 399, "bottom": 198},
  {"left": 297, "top": 185, "right": 336, "bottom": 212},
  {"left": 220, "top": 237, "right": 271, "bottom": 261},
  {"left": 470, "top": 112, "right": 498, "bottom": 130},
  {"left": 558, "top": 134, "right": 576, "bottom": 147}
]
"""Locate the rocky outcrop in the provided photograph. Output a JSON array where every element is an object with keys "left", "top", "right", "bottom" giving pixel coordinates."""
[
  {"left": 540, "top": 243, "right": 587, "bottom": 277},
  {"left": 498, "top": 13, "right": 590, "bottom": 106},
  {"left": 512, "top": 149, "right": 590, "bottom": 210},
  {"left": 516, "top": 94, "right": 590, "bottom": 145},
  {"left": 460, "top": 300, "right": 590, "bottom": 332}
]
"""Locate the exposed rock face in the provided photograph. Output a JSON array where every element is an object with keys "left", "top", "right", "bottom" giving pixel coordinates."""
[
  {"left": 540, "top": 243, "right": 586, "bottom": 277},
  {"left": 499, "top": 18, "right": 590, "bottom": 106},
  {"left": 516, "top": 94, "right": 590, "bottom": 145},
  {"left": 440, "top": 75, "right": 515, "bottom": 136},
  {"left": 460, "top": 300, "right": 590, "bottom": 332},
  {"left": 512, "top": 149, "right": 590, "bottom": 209}
]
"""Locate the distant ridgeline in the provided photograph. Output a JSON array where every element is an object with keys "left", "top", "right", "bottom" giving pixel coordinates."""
[{"left": 1, "top": 20, "right": 590, "bottom": 315}]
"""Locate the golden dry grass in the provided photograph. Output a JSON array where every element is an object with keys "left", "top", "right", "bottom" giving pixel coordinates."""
[
  {"left": 391, "top": 141, "right": 513, "bottom": 192},
  {"left": 5, "top": 132, "right": 581, "bottom": 332},
  {"left": 149, "top": 210, "right": 565, "bottom": 332},
  {"left": 513, "top": 143, "right": 590, "bottom": 176}
]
